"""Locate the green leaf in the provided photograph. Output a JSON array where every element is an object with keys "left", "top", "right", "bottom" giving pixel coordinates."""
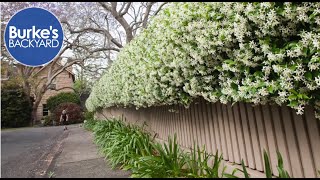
[
  {"left": 231, "top": 83, "right": 238, "bottom": 90},
  {"left": 304, "top": 72, "right": 313, "bottom": 81},
  {"left": 224, "top": 59, "right": 236, "bottom": 65},
  {"left": 288, "top": 94, "right": 297, "bottom": 101},
  {"left": 268, "top": 86, "right": 274, "bottom": 93},
  {"left": 263, "top": 150, "right": 273, "bottom": 178},
  {"left": 241, "top": 160, "right": 250, "bottom": 178},
  {"left": 288, "top": 100, "right": 298, "bottom": 107}
]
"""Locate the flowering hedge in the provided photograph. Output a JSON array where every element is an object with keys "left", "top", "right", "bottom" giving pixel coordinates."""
[{"left": 86, "top": 2, "right": 320, "bottom": 119}]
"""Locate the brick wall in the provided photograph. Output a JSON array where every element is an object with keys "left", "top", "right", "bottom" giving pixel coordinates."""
[{"left": 35, "top": 67, "right": 75, "bottom": 121}]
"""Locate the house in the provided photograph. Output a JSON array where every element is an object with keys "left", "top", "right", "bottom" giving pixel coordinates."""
[
  {"left": 33, "top": 62, "right": 75, "bottom": 122},
  {"left": 1, "top": 60, "right": 75, "bottom": 122}
]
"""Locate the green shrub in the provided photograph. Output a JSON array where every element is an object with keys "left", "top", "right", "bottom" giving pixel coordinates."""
[
  {"left": 86, "top": 2, "right": 320, "bottom": 119},
  {"left": 47, "top": 92, "right": 80, "bottom": 112},
  {"left": 1, "top": 86, "right": 32, "bottom": 128},
  {"left": 127, "top": 134, "right": 189, "bottom": 178},
  {"left": 92, "top": 119, "right": 155, "bottom": 169},
  {"left": 88, "top": 118, "right": 294, "bottom": 178},
  {"left": 84, "top": 111, "right": 94, "bottom": 120},
  {"left": 239, "top": 150, "right": 291, "bottom": 178},
  {"left": 53, "top": 102, "right": 84, "bottom": 125},
  {"left": 83, "top": 118, "right": 97, "bottom": 131},
  {"left": 43, "top": 115, "right": 53, "bottom": 126},
  {"left": 185, "top": 145, "right": 227, "bottom": 178}
]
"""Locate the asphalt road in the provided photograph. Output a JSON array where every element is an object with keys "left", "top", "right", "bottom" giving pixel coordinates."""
[{"left": 1, "top": 126, "right": 67, "bottom": 178}]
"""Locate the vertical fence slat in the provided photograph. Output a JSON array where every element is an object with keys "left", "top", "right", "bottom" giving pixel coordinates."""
[
  {"left": 227, "top": 103, "right": 241, "bottom": 164},
  {"left": 158, "top": 107, "right": 162, "bottom": 139},
  {"left": 270, "top": 105, "right": 291, "bottom": 175},
  {"left": 157, "top": 107, "right": 162, "bottom": 139},
  {"left": 222, "top": 104, "right": 234, "bottom": 162},
  {"left": 292, "top": 109, "right": 316, "bottom": 177},
  {"left": 162, "top": 106, "right": 166, "bottom": 140},
  {"left": 187, "top": 105, "right": 195, "bottom": 148},
  {"left": 169, "top": 106, "right": 174, "bottom": 139},
  {"left": 253, "top": 105, "right": 269, "bottom": 171},
  {"left": 177, "top": 105, "right": 184, "bottom": 147},
  {"left": 191, "top": 102, "right": 198, "bottom": 146},
  {"left": 281, "top": 106, "right": 303, "bottom": 178},
  {"left": 212, "top": 103, "right": 222, "bottom": 158},
  {"left": 198, "top": 100, "right": 207, "bottom": 150},
  {"left": 232, "top": 103, "right": 247, "bottom": 165},
  {"left": 195, "top": 101, "right": 203, "bottom": 147},
  {"left": 176, "top": 105, "right": 183, "bottom": 147},
  {"left": 216, "top": 103, "right": 228, "bottom": 160},
  {"left": 262, "top": 104, "right": 278, "bottom": 176},
  {"left": 202, "top": 100, "right": 212, "bottom": 153},
  {"left": 183, "top": 105, "right": 189, "bottom": 148},
  {"left": 169, "top": 106, "right": 174, "bottom": 140},
  {"left": 239, "top": 102, "right": 255, "bottom": 169},
  {"left": 246, "top": 103, "right": 263, "bottom": 171},
  {"left": 164, "top": 106, "right": 168, "bottom": 140},
  {"left": 172, "top": 105, "right": 177, "bottom": 143},
  {"left": 207, "top": 102, "right": 217, "bottom": 154},
  {"left": 158, "top": 107, "right": 163, "bottom": 140},
  {"left": 304, "top": 106, "right": 320, "bottom": 178}
]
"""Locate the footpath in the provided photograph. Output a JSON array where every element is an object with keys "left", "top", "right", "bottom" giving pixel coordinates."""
[{"left": 46, "top": 124, "right": 131, "bottom": 178}]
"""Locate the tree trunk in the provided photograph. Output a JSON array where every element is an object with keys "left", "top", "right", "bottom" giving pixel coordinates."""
[
  {"left": 31, "top": 107, "right": 37, "bottom": 126},
  {"left": 31, "top": 93, "right": 44, "bottom": 125}
]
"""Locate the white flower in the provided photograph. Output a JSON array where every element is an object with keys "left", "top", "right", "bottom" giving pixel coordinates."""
[
  {"left": 296, "top": 105, "right": 305, "bottom": 115},
  {"left": 315, "top": 76, "right": 320, "bottom": 86}
]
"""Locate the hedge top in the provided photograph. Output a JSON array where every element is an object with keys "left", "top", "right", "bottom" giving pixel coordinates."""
[{"left": 86, "top": 2, "right": 320, "bottom": 119}]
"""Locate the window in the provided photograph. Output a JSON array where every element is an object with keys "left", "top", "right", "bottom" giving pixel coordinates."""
[{"left": 43, "top": 104, "right": 49, "bottom": 116}]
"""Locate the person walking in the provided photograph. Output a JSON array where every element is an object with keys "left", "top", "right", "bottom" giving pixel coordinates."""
[{"left": 60, "top": 109, "right": 69, "bottom": 130}]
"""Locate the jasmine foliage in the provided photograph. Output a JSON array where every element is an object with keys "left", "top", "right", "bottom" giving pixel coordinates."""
[
  {"left": 84, "top": 118, "right": 293, "bottom": 178},
  {"left": 86, "top": 2, "right": 320, "bottom": 119}
]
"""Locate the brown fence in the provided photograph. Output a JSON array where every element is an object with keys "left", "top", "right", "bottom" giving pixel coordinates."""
[{"left": 95, "top": 98, "right": 320, "bottom": 178}]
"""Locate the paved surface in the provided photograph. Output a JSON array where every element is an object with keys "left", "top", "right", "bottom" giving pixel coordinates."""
[
  {"left": 47, "top": 125, "right": 131, "bottom": 178},
  {"left": 1, "top": 125, "right": 67, "bottom": 178}
]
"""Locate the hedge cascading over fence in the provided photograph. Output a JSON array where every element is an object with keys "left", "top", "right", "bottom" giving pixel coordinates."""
[{"left": 86, "top": 2, "right": 320, "bottom": 119}]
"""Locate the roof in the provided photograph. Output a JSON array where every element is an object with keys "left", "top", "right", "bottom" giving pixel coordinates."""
[{"left": 32, "top": 61, "right": 76, "bottom": 82}]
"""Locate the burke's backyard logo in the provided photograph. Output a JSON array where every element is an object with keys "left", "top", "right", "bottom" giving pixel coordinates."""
[{"left": 4, "top": 7, "right": 64, "bottom": 66}]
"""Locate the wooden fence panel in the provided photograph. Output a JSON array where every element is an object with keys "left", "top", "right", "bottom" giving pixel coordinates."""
[
  {"left": 216, "top": 103, "right": 228, "bottom": 160},
  {"left": 96, "top": 99, "right": 320, "bottom": 178},
  {"left": 222, "top": 104, "right": 234, "bottom": 162},
  {"left": 246, "top": 103, "right": 263, "bottom": 171},
  {"left": 239, "top": 102, "right": 255, "bottom": 169},
  {"left": 304, "top": 107, "right": 320, "bottom": 178},
  {"left": 292, "top": 110, "right": 316, "bottom": 177},
  {"left": 227, "top": 103, "right": 240, "bottom": 164},
  {"left": 207, "top": 102, "right": 216, "bottom": 154}
]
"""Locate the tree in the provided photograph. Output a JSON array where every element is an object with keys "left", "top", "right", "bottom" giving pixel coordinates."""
[
  {"left": 63, "top": 2, "right": 168, "bottom": 76},
  {"left": 1, "top": 2, "right": 106, "bottom": 124},
  {"left": 1, "top": 2, "right": 167, "bottom": 125}
]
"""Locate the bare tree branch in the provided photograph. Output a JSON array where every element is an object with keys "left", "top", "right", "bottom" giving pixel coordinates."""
[
  {"left": 62, "top": 20, "right": 123, "bottom": 48},
  {"left": 142, "top": 2, "right": 155, "bottom": 28},
  {"left": 154, "top": 2, "right": 168, "bottom": 16},
  {"left": 120, "top": 2, "right": 132, "bottom": 16}
]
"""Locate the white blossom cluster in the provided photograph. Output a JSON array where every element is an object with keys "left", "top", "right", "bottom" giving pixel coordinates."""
[{"left": 86, "top": 2, "right": 320, "bottom": 119}]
